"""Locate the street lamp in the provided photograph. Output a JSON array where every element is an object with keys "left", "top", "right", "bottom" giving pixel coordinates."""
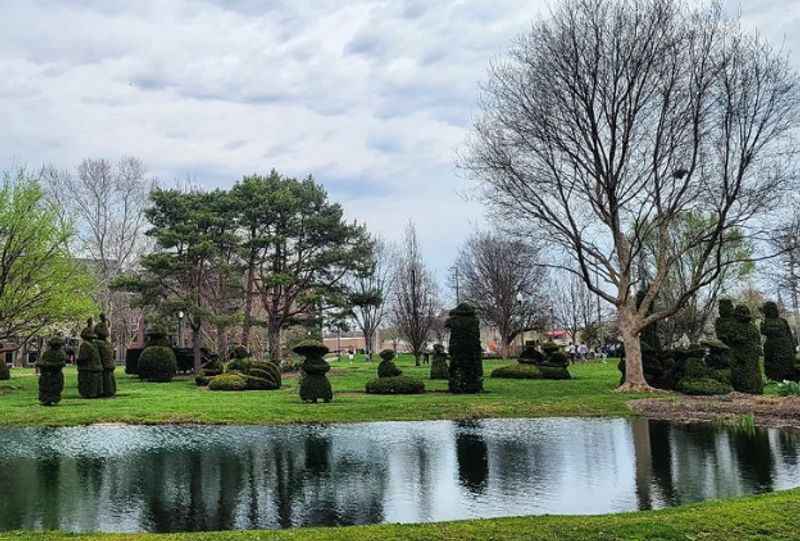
[{"left": 177, "top": 311, "right": 184, "bottom": 348}]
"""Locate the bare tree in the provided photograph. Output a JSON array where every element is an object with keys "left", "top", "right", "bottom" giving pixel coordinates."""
[
  {"left": 550, "top": 272, "right": 597, "bottom": 347},
  {"left": 41, "top": 157, "right": 151, "bottom": 359},
  {"left": 348, "top": 237, "right": 397, "bottom": 360},
  {"left": 455, "top": 230, "right": 547, "bottom": 357},
  {"left": 464, "top": 0, "right": 800, "bottom": 391},
  {"left": 392, "top": 222, "right": 439, "bottom": 365}
]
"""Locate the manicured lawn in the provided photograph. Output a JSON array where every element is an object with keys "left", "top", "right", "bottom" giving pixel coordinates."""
[
  {"left": 2, "top": 488, "right": 799, "bottom": 540},
  {"left": 0, "top": 356, "right": 657, "bottom": 427}
]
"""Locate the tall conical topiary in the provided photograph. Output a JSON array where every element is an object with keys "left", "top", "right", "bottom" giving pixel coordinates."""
[
  {"left": 447, "top": 303, "right": 483, "bottom": 394},
  {"left": 94, "top": 313, "right": 116, "bottom": 397},
  {"left": 294, "top": 341, "right": 333, "bottom": 403},
  {"left": 761, "top": 301, "right": 797, "bottom": 381},
  {"left": 77, "top": 318, "right": 103, "bottom": 398},
  {"left": 430, "top": 343, "right": 449, "bottom": 379},
  {"left": 37, "top": 337, "right": 66, "bottom": 405},
  {"left": 726, "top": 305, "right": 764, "bottom": 394}
]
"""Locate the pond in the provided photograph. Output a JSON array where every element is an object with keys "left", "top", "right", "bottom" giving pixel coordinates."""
[{"left": 1, "top": 417, "right": 799, "bottom": 533}]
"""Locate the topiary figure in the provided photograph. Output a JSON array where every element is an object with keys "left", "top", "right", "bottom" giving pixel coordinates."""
[
  {"left": 208, "top": 345, "right": 281, "bottom": 391},
  {"left": 702, "top": 338, "right": 731, "bottom": 370},
  {"left": 77, "top": 318, "right": 103, "bottom": 398},
  {"left": 726, "top": 305, "right": 764, "bottom": 394},
  {"left": 538, "top": 342, "right": 572, "bottom": 380},
  {"left": 490, "top": 363, "right": 543, "bottom": 379},
  {"left": 138, "top": 327, "right": 177, "bottom": 383},
  {"left": 208, "top": 372, "right": 248, "bottom": 391},
  {"left": 761, "top": 301, "right": 797, "bottom": 382},
  {"left": 430, "top": 343, "right": 449, "bottom": 379},
  {"left": 94, "top": 313, "right": 116, "bottom": 397},
  {"left": 377, "top": 349, "right": 402, "bottom": 378},
  {"left": 294, "top": 340, "right": 333, "bottom": 403},
  {"left": 517, "top": 342, "right": 545, "bottom": 365},
  {"left": 195, "top": 354, "right": 224, "bottom": 386},
  {"left": 0, "top": 358, "right": 9, "bottom": 380},
  {"left": 37, "top": 337, "right": 66, "bottom": 406},
  {"left": 447, "top": 303, "right": 483, "bottom": 394}
]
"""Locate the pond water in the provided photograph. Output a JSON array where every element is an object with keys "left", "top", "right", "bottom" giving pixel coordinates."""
[{"left": 1, "top": 417, "right": 799, "bottom": 533}]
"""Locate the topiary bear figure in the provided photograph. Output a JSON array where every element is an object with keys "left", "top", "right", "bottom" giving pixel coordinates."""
[
  {"left": 725, "top": 305, "right": 764, "bottom": 394},
  {"left": 77, "top": 318, "right": 103, "bottom": 398},
  {"left": 430, "top": 343, "right": 449, "bottom": 379},
  {"left": 294, "top": 340, "right": 333, "bottom": 403},
  {"left": 138, "top": 327, "right": 177, "bottom": 383},
  {"left": 377, "top": 349, "right": 402, "bottom": 378},
  {"left": 447, "top": 303, "right": 483, "bottom": 394},
  {"left": 761, "top": 301, "right": 798, "bottom": 382},
  {"left": 94, "top": 313, "right": 116, "bottom": 397},
  {"left": 37, "top": 336, "right": 66, "bottom": 405}
]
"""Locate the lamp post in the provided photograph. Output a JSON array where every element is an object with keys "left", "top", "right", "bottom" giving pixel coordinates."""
[{"left": 177, "top": 311, "right": 184, "bottom": 348}]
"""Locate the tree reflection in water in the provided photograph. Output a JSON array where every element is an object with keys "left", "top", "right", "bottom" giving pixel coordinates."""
[{"left": 0, "top": 420, "right": 798, "bottom": 533}]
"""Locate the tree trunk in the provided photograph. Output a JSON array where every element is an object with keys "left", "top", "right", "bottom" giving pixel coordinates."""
[
  {"left": 267, "top": 322, "right": 282, "bottom": 364},
  {"left": 192, "top": 324, "right": 202, "bottom": 374},
  {"left": 217, "top": 323, "right": 228, "bottom": 361},
  {"left": 617, "top": 305, "right": 655, "bottom": 392},
  {"left": 240, "top": 262, "right": 256, "bottom": 347}
]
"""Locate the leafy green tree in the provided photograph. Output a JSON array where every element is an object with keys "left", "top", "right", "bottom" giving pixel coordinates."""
[
  {"left": 0, "top": 170, "right": 97, "bottom": 351},
  {"left": 231, "top": 171, "right": 370, "bottom": 363},
  {"left": 114, "top": 188, "right": 241, "bottom": 372}
]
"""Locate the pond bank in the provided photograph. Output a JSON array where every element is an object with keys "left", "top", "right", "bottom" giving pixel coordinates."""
[{"left": 630, "top": 392, "right": 800, "bottom": 429}]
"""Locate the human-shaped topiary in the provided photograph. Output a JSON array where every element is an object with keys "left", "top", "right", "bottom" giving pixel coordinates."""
[
  {"left": 37, "top": 336, "right": 66, "bottom": 405},
  {"left": 447, "top": 303, "right": 483, "bottom": 394},
  {"left": 726, "top": 305, "right": 764, "bottom": 394},
  {"left": 0, "top": 358, "right": 9, "bottom": 380},
  {"left": 517, "top": 342, "right": 545, "bottom": 365},
  {"left": 672, "top": 344, "right": 732, "bottom": 396},
  {"left": 377, "top": 349, "right": 402, "bottom": 378},
  {"left": 94, "top": 313, "right": 116, "bottom": 397},
  {"left": 294, "top": 340, "right": 333, "bottom": 403},
  {"left": 761, "top": 301, "right": 797, "bottom": 382},
  {"left": 430, "top": 343, "right": 449, "bottom": 379},
  {"left": 77, "top": 318, "right": 103, "bottom": 398},
  {"left": 138, "top": 327, "right": 177, "bottom": 382}
]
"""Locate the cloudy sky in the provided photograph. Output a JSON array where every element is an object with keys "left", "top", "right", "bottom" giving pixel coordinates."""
[{"left": 1, "top": 0, "right": 798, "bottom": 284}]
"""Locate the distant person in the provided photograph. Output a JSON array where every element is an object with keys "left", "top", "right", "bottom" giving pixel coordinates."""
[
  {"left": 578, "top": 343, "right": 588, "bottom": 361},
  {"left": 567, "top": 343, "right": 576, "bottom": 363},
  {"left": 348, "top": 350, "right": 354, "bottom": 362}
]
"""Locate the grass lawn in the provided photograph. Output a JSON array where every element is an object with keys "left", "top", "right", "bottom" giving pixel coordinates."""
[{"left": 0, "top": 355, "right": 659, "bottom": 427}]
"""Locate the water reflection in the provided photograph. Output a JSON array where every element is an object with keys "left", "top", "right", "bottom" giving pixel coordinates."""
[{"left": 0, "top": 418, "right": 799, "bottom": 533}]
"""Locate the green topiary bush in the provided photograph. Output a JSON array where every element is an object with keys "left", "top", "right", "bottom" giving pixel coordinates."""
[
  {"left": 365, "top": 375, "right": 425, "bottom": 394},
  {"left": 294, "top": 341, "right": 333, "bottom": 403},
  {"left": 37, "top": 337, "right": 66, "bottom": 406},
  {"left": 430, "top": 344, "right": 449, "bottom": 379},
  {"left": 723, "top": 305, "right": 764, "bottom": 394},
  {"left": 208, "top": 372, "right": 248, "bottom": 391},
  {"left": 539, "top": 342, "right": 572, "bottom": 380},
  {"left": 761, "top": 301, "right": 797, "bottom": 382},
  {"left": 94, "top": 313, "right": 116, "bottom": 397},
  {"left": 490, "top": 363, "right": 543, "bottom": 379},
  {"left": 377, "top": 349, "right": 402, "bottom": 378},
  {"left": 0, "top": 361, "right": 9, "bottom": 380},
  {"left": 240, "top": 360, "right": 281, "bottom": 390},
  {"left": 677, "top": 377, "right": 733, "bottom": 396},
  {"left": 138, "top": 346, "right": 177, "bottom": 382},
  {"left": 447, "top": 303, "right": 483, "bottom": 394},
  {"left": 517, "top": 342, "right": 545, "bottom": 365},
  {"left": 77, "top": 318, "right": 103, "bottom": 398}
]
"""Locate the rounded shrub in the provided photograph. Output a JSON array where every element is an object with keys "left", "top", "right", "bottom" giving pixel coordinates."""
[
  {"left": 677, "top": 377, "right": 733, "bottom": 396},
  {"left": 490, "top": 363, "right": 543, "bottom": 379},
  {"left": 365, "top": 375, "right": 425, "bottom": 394},
  {"left": 209, "top": 372, "right": 248, "bottom": 391},
  {"left": 138, "top": 346, "right": 177, "bottom": 382}
]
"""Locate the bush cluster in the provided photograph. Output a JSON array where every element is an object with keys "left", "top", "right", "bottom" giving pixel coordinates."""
[
  {"left": 207, "top": 346, "right": 281, "bottom": 391},
  {"left": 208, "top": 373, "right": 248, "bottom": 391},
  {"left": 366, "top": 375, "right": 425, "bottom": 394},
  {"left": 490, "top": 364, "right": 542, "bottom": 379},
  {"left": 677, "top": 377, "right": 733, "bottom": 396}
]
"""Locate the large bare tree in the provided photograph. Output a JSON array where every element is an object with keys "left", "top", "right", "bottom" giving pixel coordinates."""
[
  {"left": 42, "top": 157, "right": 150, "bottom": 359},
  {"left": 455, "top": 230, "right": 547, "bottom": 357},
  {"left": 464, "top": 0, "right": 800, "bottom": 391},
  {"left": 393, "top": 222, "right": 439, "bottom": 365},
  {"left": 348, "top": 237, "right": 397, "bottom": 359}
]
